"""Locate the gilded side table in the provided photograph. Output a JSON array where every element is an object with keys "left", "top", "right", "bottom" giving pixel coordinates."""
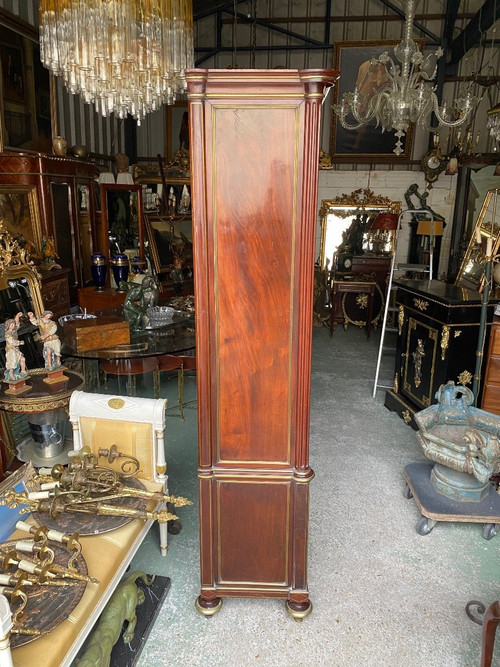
[{"left": 330, "top": 279, "right": 377, "bottom": 338}]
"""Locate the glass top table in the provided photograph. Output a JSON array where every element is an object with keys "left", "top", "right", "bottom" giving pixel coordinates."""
[
  {"left": 59, "top": 306, "right": 196, "bottom": 392},
  {"left": 61, "top": 313, "right": 196, "bottom": 360}
]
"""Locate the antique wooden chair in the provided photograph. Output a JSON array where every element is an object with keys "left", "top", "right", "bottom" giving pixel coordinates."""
[
  {"left": 100, "top": 356, "right": 159, "bottom": 396},
  {"left": 480, "top": 600, "right": 500, "bottom": 667},
  {"left": 1, "top": 390, "right": 171, "bottom": 667}
]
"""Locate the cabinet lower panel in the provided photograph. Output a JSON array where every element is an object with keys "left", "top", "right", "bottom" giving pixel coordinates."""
[{"left": 199, "top": 471, "right": 311, "bottom": 598}]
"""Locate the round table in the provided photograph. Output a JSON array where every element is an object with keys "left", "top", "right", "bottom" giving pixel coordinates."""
[
  {"left": 0, "top": 368, "right": 85, "bottom": 467},
  {"left": 0, "top": 368, "right": 84, "bottom": 413}
]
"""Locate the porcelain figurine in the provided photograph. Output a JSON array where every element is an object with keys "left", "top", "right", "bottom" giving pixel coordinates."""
[
  {"left": 28, "top": 310, "right": 62, "bottom": 372},
  {"left": 3, "top": 313, "right": 28, "bottom": 382},
  {"left": 178, "top": 184, "right": 190, "bottom": 214}
]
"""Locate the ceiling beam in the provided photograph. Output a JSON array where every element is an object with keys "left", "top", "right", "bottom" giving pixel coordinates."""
[
  {"left": 449, "top": 0, "right": 500, "bottom": 64},
  {"left": 376, "top": 0, "right": 440, "bottom": 42},
  {"left": 226, "top": 9, "right": 325, "bottom": 46},
  {"left": 443, "top": 0, "right": 460, "bottom": 48}
]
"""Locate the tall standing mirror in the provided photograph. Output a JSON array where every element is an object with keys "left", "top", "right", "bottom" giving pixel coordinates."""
[
  {"left": 314, "top": 189, "right": 401, "bottom": 327},
  {"left": 318, "top": 188, "right": 401, "bottom": 273},
  {"left": 455, "top": 188, "right": 500, "bottom": 293},
  {"left": 100, "top": 184, "right": 144, "bottom": 286}
]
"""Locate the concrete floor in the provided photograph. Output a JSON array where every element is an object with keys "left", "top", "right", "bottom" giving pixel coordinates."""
[{"left": 129, "top": 324, "right": 499, "bottom": 666}]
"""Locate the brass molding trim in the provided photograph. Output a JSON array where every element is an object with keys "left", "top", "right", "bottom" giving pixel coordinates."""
[
  {"left": 440, "top": 326, "right": 450, "bottom": 361},
  {"left": 413, "top": 298, "right": 429, "bottom": 311},
  {"left": 458, "top": 370, "right": 473, "bottom": 385}
]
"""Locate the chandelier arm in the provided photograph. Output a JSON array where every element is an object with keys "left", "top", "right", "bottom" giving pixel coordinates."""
[{"left": 432, "top": 97, "right": 475, "bottom": 128}]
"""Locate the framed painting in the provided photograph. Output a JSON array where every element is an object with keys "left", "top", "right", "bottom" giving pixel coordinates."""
[
  {"left": 165, "top": 101, "right": 189, "bottom": 157},
  {"left": 329, "top": 40, "right": 422, "bottom": 162},
  {"left": 0, "top": 9, "right": 52, "bottom": 152},
  {"left": 0, "top": 185, "right": 42, "bottom": 252},
  {"left": 145, "top": 214, "right": 193, "bottom": 275},
  {"left": 100, "top": 184, "right": 144, "bottom": 264},
  {"left": 1, "top": 43, "right": 26, "bottom": 103}
]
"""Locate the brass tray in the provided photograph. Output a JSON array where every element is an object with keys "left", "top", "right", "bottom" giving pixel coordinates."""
[
  {"left": 32, "top": 477, "right": 148, "bottom": 536},
  {"left": 3, "top": 539, "right": 88, "bottom": 649}
]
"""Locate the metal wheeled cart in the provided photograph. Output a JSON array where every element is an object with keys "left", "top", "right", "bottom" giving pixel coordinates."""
[{"left": 403, "top": 462, "right": 500, "bottom": 540}]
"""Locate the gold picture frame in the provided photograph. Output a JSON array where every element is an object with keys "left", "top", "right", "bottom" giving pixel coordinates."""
[{"left": 0, "top": 184, "right": 43, "bottom": 254}]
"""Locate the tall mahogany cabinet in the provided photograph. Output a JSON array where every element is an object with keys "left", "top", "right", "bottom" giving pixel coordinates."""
[{"left": 187, "top": 69, "right": 337, "bottom": 618}]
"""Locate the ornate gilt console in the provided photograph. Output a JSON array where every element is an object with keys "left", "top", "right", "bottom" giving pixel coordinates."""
[{"left": 384, "top": 279, "right": 497, "bottom": 429}]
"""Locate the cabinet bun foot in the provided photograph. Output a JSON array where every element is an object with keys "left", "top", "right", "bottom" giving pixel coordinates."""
[
  {"left": 195, "top": 595, "right": 223, "bottom": 617},
  {"left": 286, "top": 599, "right": 313, "bottom": 622}
]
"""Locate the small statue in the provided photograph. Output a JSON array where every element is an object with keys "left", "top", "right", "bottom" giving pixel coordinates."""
[
  {"left": 122, "top": 281, "right": 144, "bottom": 331},
  {"left": 170, "top": 253, "right": 185, "bottom": 296},
  {"left": 178, "top": 184, "right": 191, "bottom": 214},
  {"left": 28, "top": 310, "right": 62, "bottom": 372},
  {"left": 3, "top": 313, "right": 28, "bottom": 382},
  {"left": 140, "top": 275, "right": 159, "bottom": 311},
  {"left": 168, "top": 186, "right": 177, "bottom": 215},
  {"left": 23, "top": 240, "right": 43, "bottom": 265},
  {"left": 114, "top": 152, "right": 130, "bottom": 173},
  {"left": 41, "top": 236, "right": 62, "bottom": 270},
  {"left": 404, "top": 183, "right": 446, "bottom": 226},
  {"left": 319, "top": 149, "right": 333, "bottom": 169},
  {"left": 76, "top": 571, "right": 154, "bottom": 667}
]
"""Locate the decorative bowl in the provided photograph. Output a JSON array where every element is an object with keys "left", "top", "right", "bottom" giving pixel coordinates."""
[
  {"left": 58, "top": 313, "right": 97, "bottom": 327},
  {"left": 146, "top": 306, "right": 175, "bottom": 328}
]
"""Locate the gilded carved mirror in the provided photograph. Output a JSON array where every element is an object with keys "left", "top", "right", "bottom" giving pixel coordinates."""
[
  {"left": 0, "top": 224, "right": 44, "bottom": 320},
  {"left": 455, "top": 188, "right": 500, "bottom": 293},
  {"left": 319, "top": 188, "right": 402, "bottom": 272}
]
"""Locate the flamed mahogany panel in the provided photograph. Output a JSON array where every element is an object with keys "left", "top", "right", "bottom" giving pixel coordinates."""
[
  {"left": 217, "top": 480, "right": 289, "bottom": 584},
  {"left": 214, "top": 106, "right": 298, "bottom": 465}
]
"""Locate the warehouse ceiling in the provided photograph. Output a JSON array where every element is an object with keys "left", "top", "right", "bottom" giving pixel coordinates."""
[{"left": 192, "top": 0, "right": 500, "bottom": 70}]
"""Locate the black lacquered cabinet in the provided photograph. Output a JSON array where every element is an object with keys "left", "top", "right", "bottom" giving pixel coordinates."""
[{"left": 384, "top": 279, "right": 497, "bottom": 428}]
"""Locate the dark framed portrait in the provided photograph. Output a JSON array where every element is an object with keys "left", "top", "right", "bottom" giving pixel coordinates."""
[
  {"left": 330, "top": 40, "right": 423, "bottom": 162},
  {"left": 165, "top": 101, "right": 188, "bottom": 157},
  {"left": 0, "top": 10, "right": 52, "bottom": 152},
  {"left": 1, "top": 43, "right": 25, "bottom": 103}
]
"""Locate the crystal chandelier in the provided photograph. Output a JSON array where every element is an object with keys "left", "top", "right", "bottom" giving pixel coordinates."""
[
  {"left": 333, "top": 0, "right": 479, "bottom": 155},
  {"left": 39, "top": 0, "right": 194, "bottom": 124}
]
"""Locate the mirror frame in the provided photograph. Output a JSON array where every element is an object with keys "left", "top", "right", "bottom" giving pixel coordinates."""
[
  {"left": 318, "top": 188, "right": 402, "bottom": 271},
  {"left": 0, "top": 223, "right": 44, "bottom": 319},
  {"left": 455, "top": 188, "right": 500, "bottom": 292},
  {"left": 100, "top": 183, "right": 145, "bottom": 270}
]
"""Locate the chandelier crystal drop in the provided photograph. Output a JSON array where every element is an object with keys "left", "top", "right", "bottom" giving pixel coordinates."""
[
  {"left": 333, "top": 0, "right": 480, "bottom": 155},
  {"left": 39, "top": 0, "right": 194, "bottom": 124}
]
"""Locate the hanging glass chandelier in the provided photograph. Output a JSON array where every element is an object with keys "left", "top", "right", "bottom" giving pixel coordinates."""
[
  {"left": 333, "top": 0, "right": 479, "bottom": 155},
  {"left": 39, "top": 0, "right": 194, "bottom": 124}
]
